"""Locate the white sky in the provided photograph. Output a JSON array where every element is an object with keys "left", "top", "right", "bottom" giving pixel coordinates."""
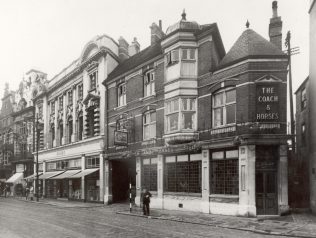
[{"left": 0, "top": 0, "right": 309, "bottom": 100}]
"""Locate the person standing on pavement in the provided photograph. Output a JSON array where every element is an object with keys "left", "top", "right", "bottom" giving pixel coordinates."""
[
  {"left": 25, "top": 187, "right": 30, "bottom": 200},
  {"left": 142, "top": 188, "right": 152, "bottom": 216}
]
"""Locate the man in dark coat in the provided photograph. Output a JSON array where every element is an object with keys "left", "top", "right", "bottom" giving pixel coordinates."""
[{"left": 142, "top": 188, "right": 152, "bottom": 216}]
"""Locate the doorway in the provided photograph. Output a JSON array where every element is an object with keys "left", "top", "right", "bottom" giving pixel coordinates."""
[
  {"left": 255, "top": 146, "right": 278, "bottom": 215},
  {"left": 111, "top": 158, "right": 136, "bottom": 203}
]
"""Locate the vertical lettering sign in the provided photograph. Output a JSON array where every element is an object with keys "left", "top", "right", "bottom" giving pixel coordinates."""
[{"left": 256, "top": 84, "right": 279, "bottom": 121}]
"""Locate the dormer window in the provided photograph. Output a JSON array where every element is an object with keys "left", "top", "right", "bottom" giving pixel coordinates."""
[
  {"left": 181, "top": 48, "right": 195, "bottom": 60},
  {"left": 166, "top": 49, "right": 179, "bottom": 66},
  {"left": 89, "top": 71, "right": 97, "bottom": 90},
  {"left": 118, "top": 83, "right": 126, "bottom": 107},
  {"left": 144, "top": 71, "right": 155, "bottom": 97}
]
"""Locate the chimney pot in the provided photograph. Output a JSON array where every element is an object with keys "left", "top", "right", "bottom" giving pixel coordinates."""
[{"left": 272, "top": 1, "right": 278, "bottom": 18}]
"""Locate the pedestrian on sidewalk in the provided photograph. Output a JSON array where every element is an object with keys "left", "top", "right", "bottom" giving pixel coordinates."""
[
  {"left": 142, "top": 188, "right": 152, "bottom": 216},
  {"left": 25, "top": 187, "right": 29, "bottom": 200}
]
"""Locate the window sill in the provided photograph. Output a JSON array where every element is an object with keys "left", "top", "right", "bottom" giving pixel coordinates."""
[
  {"left": 209, "top": 194, "right": 239, "bottom": 199},
  {"left": 164, "top": 192, "right": 202, "bottom": 197},
  {"left": 139, "top": 94, "right": 156, "bottom": 102}
]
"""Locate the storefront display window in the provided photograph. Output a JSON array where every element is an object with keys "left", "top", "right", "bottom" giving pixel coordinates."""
[{"left": 142, "top": 158, "right": 157, "bottom": 191}]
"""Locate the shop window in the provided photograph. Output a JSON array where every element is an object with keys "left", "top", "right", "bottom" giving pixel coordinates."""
[
  {"left": 166, "top": 49, "right": 179, "bottom": 66},
  {"left": 86, "top": 157, "right": 100, "bottom": 168},
  {"left": 301, "top": 87, "right": 307, "bottom": 110},
  {"left": 212, "top": 88, "right": 236, "bottom": 128},
  {"left": 181, "top": 48, "right": 195, "bottom": 60},
  {"left": 143, "top": 111, "right": 156, "bottom": 140},
  {"left": 67, "top": 117, "right": 73, "bottom": 144},
  {"left": 165, "top": 98, "right": 196, "bottom": 133},
  {"left": 302, "top": 123, "right": 306, "bottom": 146},
  {"left": 89, "top": 71, "right": 97, "bottom": 90},
  {"left": 164, "top": 154, "right": 202, "bottom": 193},
  {"left": 142, "top": 158, "right": 157, "bottom": 191},
  {"left": 68, "top": 90, "right": 73, "bottom": 105},
  {"left": 210, "top": 149, "right": 239, "bottom": 195},
  {"left": 78, "top": 84, "right": 83, "bottom": 100},
  {"left": 144, "top": 71, "right": 155, "bottom": 97},
  {"left": 118, "top": 83, "right": 126, "bottom": 107}
]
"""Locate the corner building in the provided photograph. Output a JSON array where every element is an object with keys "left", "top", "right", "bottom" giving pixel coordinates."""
[{"left": 103, "top": 5, "right": 289, "bottom": 216}]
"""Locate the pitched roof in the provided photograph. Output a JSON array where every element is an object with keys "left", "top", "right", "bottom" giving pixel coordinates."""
[
  {"left": 105, "top": 43, "right": 163, "bottom": 82},
  {"left": 218, "top": 29, "right": 286, "bottom": 69}
]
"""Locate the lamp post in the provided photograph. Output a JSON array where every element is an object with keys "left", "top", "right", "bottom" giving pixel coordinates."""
[{"left": 35, "top": 113, "right": 39, "bottom": 202}]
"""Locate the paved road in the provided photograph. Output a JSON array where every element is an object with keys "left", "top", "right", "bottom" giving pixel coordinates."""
[{"left": 0, "top": 198, "right": 284, "bottom": 238}]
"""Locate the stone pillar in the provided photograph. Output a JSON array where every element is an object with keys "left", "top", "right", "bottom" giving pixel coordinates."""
[
  {"left": 99, "top": 153, "right": 104, "bottom": 202},
  {"left": 201, "top": 150, "right": 210, "bottom": 213},
  {"left": 81, "top": 154, "right": 85, "bottom": 200},
  {"left": 278, "top": 144, "right": 289, "bottom": 214},
  {"left": 156, "top": 154, "right": 164, "bottom": 208},
  {"left": 135, "top": 157, "right": 142, "bottom": 206},
  {"left": 238, "top": 145, "right": 256, "bottom": 217},
  {"left": 104, "top": 159, "right": 112, "bottom": 204}
]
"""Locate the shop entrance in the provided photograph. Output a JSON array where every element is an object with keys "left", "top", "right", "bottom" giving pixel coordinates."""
[
  {"left": 112, "top": 158, "right": 136, "bottom": 203},
  {"left": 255, "top": 146, "right": 278, "bottom": 215}
]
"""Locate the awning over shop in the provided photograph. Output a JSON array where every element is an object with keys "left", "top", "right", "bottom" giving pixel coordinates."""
[
  {"left": 69, "top": 168, "right": 99, "bottom": 178},
  {"left": 52, "top": 170, "right": 81, "bottom": 179},
  {"left": 24, "top": 173, "right": 43, "bottom": 180},
  {"left": 39, "top": 171, "right": 64, "bottom": 180},
  {"left": 5, "top": 173, "right": 24, "bottom": 183}
]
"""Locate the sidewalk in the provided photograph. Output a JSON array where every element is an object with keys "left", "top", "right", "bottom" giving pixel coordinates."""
[{"left": 117, "top": 207, "right": 316, "bottom": 238}]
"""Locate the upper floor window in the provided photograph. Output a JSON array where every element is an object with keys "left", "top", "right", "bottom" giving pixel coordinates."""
[
  {"left": 3, "top": 151, "right": 11, "bottom": 165},
  {"left": 181, "top": 48, "right": 195, "bottom": 60},
  {"left": 302, "top": 123, "right": 306, "bottom": 146},
  {"left": 143, "top": 111, "right": 156, "bottom": 140},
  {"left": 118, "top": 83, "right": 126, "bottom": 107},
  {"left": 144, "top": 71, "right": 155, "bottom": 97},
  {"left": 212, "top": 88, "right": 236, "bottom": 128},
  {"left": 301, "top": 87, "right": 307, "bottom": 110},
  {"left": 78, "top": 84, "right": 83, "bottom": 100},
  {"left": 86, "top": 157, "right": 100, "bottom": 168},
  {"left": 68, "top": 159, "right": 81, "bottom": 168},
  {"left": 165, "top": 98, "right": 196, "bottom": 133},
  {"left": 59, "top": 96, "right": 63, "bottom": 110},
  {"left": 89, "top": 71, "right": 97, "bottom": 90},
  {"left": 51, "top": 101, "right": 55, "bottom": 115},
  {"left": 68, "top": 90, "right": 73, "bottom": 105},
  {"left": 38, "top": 105, "right": 43, "bottom": 118},
  {"left": 166, "top": 49, "right": 179, "bottom": 66},
  {"left": 47, "top": 162, "right": 57, "bottom": 171}
]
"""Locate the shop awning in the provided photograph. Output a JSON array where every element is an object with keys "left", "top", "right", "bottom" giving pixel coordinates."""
[
  {"left": 52, "top": 170, "right": 81, "bottom": 179},
  {"left": 24, "top": 173, "right": 43, "bottom": 180},
  {"left": 69, "top": 168, "right": 99, "bottom": 178},
  {"left": 39, "top": 171, "right": 64, "bottom": 180},
  {"left": 5, "top": 173, "right": 24, "bottom": 183}
]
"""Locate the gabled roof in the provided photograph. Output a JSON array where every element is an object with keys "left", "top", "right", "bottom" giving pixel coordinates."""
[
  {"left": 218, "top": 29, "right": 287, "bottom": 69},
  {"left": 105, "top": 43, "right": 163, "bottom": 83},
  {"left": 295, "top": 76, "right": 309, "bottom": 94}
]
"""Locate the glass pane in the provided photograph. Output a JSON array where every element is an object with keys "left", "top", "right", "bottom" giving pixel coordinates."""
[
  {"left": 168, "top": 113, "right": 178, "bottom": 131},
  {"left": 214, "top": 93, "right": 223, "bottom": 107},
  {"left": 173, "top": 99, "right": 179, "bottom": 112},
  {"left": 213, "top": 108, "right": 223, "bottom": 127},
  {"left": 182, "top": 49, "right": 188, "bottom": 60},
  {"left": 144, "top": 125, "right": 149, "bottom": 139},
  {"left": 182, "top": 98, "right": 188, "bottom": 110},
  {"left": 226, "top": 150, "right": 238, "bottom": 159},
  {"left": 226, "top": 104, "right": 236, "bottom": 124},
  {"left": 190, "top": 49, "right": 195, "bottom": 59},
  {"left": 150, "top": 123, "right": 156, "bottom": 138},
  {"left": 212, "top": 151, "right": 224, "bottom": 159},
  {"left": 183, "top": 112, "right": 194, "bottom": 129},
  {"left": 190, "top": 99, "right": 195, "bottom": 110},
  {"left": 150, "top": 112, "right": 156, "bottom": 122},
  {"left": 226, "top": 90, "right": 236, "bottom": 103}
]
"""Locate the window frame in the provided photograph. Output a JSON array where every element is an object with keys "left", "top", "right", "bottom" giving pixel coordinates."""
[
  {"left": 144, "top": 71, "right": 155, "bottom": 97},
  {"left": 143, "top": 110, "right": 156, "bottom": 141},
  {"left": 89, "top": 71, "right": 97, "bottom": 90},
  {"left": 301, "top": 87, "right": 307, "bottom": 110},
  {"left": 68, "top": 90, "right": 73, "bottom": 105},
  {"left": 181, "top": 48, "right": 196, "bottom": 61},
  {"left": 117, "top": 83, "right": 127, "bottom": 107},
  {"left": 166, "top": 49, "right": 180, "bottom": 66},
  {"left": 142, "top": 157, "right": 158, "bottom": 191}
]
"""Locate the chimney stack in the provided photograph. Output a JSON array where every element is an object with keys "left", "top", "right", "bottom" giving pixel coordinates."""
[
  {"left": 269, "top": 1, "right": 283, "bottom": 50},
  {"left": 128, "top": 37, "right": 140, "bottom": 56},
  {"left": 118, "top": 36, "right": 129, "bottom": 61},
  {"left": 150, "top": 21, "right": 165, "bottom": 45}
]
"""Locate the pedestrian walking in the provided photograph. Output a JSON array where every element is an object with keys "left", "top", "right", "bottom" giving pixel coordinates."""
[
  {"left": 25, "top": 187, "right": 30, "bottom": 200},
  {"left": 142, "top": 188, "right": 152, "bottom": 216}
]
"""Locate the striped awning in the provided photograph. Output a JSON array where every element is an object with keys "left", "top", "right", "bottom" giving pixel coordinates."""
[
  {"left": 52, "top": 170, "right": 81, "bottom": 179},
  {"left": 6, "top": 173, "right": 24, "bottom": 183},
  {"left": 69, "top": 168, "right": 99, "bottom": 178},
  {"left": 39, "top": 171, "right": 64, "bottom": 180}
]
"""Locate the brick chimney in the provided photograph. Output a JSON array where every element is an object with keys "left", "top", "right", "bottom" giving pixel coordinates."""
[
  {"left": 269, "top": 1, "right": 283, "bottom": 50},
  {"left": 150, "top": 21, "right": 165, "bottom": 45},
  {"left": 118, "top": 36, "right": 129, "bottom": 61},
  {"left": 128, "top": 37, "right": 140, "bottom": 56}
]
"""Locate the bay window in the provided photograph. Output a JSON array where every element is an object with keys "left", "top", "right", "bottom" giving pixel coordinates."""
[
  {"left": 166, "top": 98, "right": 196, "bottom": 133},
  {"left": 166, "top": 49, "right": 179, "bottom": 66},
  {"left": 144, "top": 71, "right": 155, "bottom": 97},
  {"left": 212, "top": 88, "right": 236, "bottom": 128},
  {"left": 181, "top": 48, "right": 195, "bottom": 60},
  {"left": 118, "top": 83, "right": 126, "bottom": 107},
  {"left": 143, "top": 111, "right": 156, "bottom": 140}
]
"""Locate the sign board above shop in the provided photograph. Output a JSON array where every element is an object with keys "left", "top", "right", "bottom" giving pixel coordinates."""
[
  {"left": 114, "top": 130, "right": 128, "bottom": 146},
  {"left": 256, "top": 84, "right": 280, "bottom": 122}
]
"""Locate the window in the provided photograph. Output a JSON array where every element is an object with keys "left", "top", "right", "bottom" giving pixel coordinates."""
[
  {"left": 87, "top": 109, "right": 95, "bottom": 137},
  {"left": 51, "top": 101, "right": 55, "bottom": 114},
  {"left": 213, "top": 88, "right": 236, "bottom": 128},
  {"left": 181, "top": 48, "right": 195, "bottom": 60},
  {"left": 142, "top": 158, "right": 157, "bottom": 191},
  {"left": 67, "top": 117, "right": 73, "bottom": 144},
  {"left": 78, "top": 84, "right": 83, "bottom": 100},
  {"left": 86, "top": 157, "right": 100, "bottom": 168},
  {"left": 38, "top": 105, "right": 43, "bottom": 118},
  {"left": 143, "top": 111, "right": 156, "bottom": 140},
  {"left": 3, "top": 151, "right": 11, "bottom": 165},
  {"left": 144, "top": 71, "right": 155, "bottom": 97},
  {"left": 56, "top": 161, "right": 68, "bottom": 170},
  {"left": 164, "top": 154, "right": 202, "bottom": 193},
  {"left": 302, "top": 123, "right": 306, "bottom": 146},
  {"left": 165, "top": 98, "right": 196, "bottom": 133},
  {"left": 59, "top": 96, "right": 63, "bottom": 110},
  {"left": 68, "top": 90, "right": 73, "bottom": 105},
  {"left": 38, "top": 163, "right": 43, "bottom": 172},
  {"left": 210, "top": 149, "right": 239, "bottom": 195},
  {"left": 118, "top": 84, "right": 126, "bottom": 107},
  {"left": 47, "top": 162, "right": 57, "bottom": 171},
  {"left": 78, "top": 113, "right": 83, "bottom": 141},
  {"left": 166, "top": 49, "right": 179, "bottom": 65},
  {"left": 301, "top": 87, "right": 307, "bottom": 110},
  {"left": 59, "top": 121, "right": 63, "bottom": 146},
  {"left": 50, "top": 124, "right": 55, "bottom": 147},
  {"left": 69, "top": 159, "right": 81, "bottom": 168},
  {"left": 89, "top": 71, "right": 97, "bottom": 90}
]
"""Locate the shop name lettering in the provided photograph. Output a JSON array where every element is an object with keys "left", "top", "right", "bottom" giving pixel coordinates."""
[
  {"left": 257, "top": 87, "right": 279, "bottom": 120},
  {"left": 140, "top": 144, "right": 200, "bottom": 155}
]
